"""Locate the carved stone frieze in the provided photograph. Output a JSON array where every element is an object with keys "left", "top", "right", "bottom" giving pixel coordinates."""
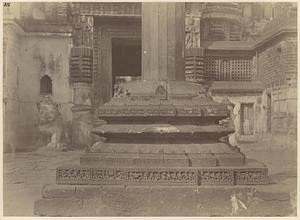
[
  {"left": 126, "top": 170, "right": 197, "bottom": 184},
  {"left": 97, "top": 104, "right": 228, "bottom": 118},
  {"left": 56, "top": 167, "right": 91, "bottom": 180},
  {"left": 91, "top": 169, "right": 126, "bottom": 181},
  {"left": 71, "top": 2, "right": 141, "bottom": 17},
  {"left": 235, "top": 168, "right": 268, "bottom": 185},
  {"left": 199, "top": 169, "right": 234, "bottom": 185},
  {"left": 56, "top": 166, "right": 268, "bottom": 185},
  {"left": 98, "top": 105, "right": 176, "bottom": 117}
]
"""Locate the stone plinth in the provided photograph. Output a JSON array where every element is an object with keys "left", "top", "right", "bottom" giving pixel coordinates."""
[{"left": 34, "top": 184, "right": 292, "bottom": 216}]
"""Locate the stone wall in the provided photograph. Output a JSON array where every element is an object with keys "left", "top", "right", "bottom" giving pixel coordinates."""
[
  {"left": 213, "top": 92, "right": 266, "bottom": 142},
  {"left": 3, "top": 22, "right": 24, "bottom": 152},
  {"left": 3, "top": 21, "right": 72, "bottom": 152},
  {"left": 257, "top": 33, "right": 297, "bottom": 134}
]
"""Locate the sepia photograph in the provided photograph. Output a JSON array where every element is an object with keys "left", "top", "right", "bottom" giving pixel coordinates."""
[{"left": 2, "top": 1, "right": 298, "bottom": 217}]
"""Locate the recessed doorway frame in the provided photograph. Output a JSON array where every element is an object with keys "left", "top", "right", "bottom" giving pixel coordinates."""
[{"left": 93, "top": 17, "right": 141, "bottom": 106}]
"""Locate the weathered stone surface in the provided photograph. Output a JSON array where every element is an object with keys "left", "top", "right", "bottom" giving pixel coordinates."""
[
  {"left": 36, "top": 95, "right": 70, "bottom": 151},
  {"left": 34, "top": 185, "right": 293, "bottom": 216},
  {"left": 81, "top": 142, "right": 246, "bottom": 168},
  {"left": 42, "top": 184, "right": 75, "bottom": 198},
  {"left": 86, "top": 143, "right": 239, "bottom": 154},
  {"left": 34, "top": 198, "right": 84, "bottom": 216},
  {"left": 92, "top": 124, "right": 234, "bottom": 141},
  {"left": 216, "top": 153, "right": 245, "bottom": 166},
  {"left": 75, "top": 185, "right": 103, "bottom": 199}
]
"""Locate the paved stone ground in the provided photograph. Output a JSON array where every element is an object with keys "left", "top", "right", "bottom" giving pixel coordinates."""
[
  {"left": 3, "top": 136, "right": 297, "bottom": 216},
  {"left": 3, "top": 150, "right": 82, "bottom": 216}
]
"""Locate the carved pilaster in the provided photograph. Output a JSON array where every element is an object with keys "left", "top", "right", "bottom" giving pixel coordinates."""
[
  {"left": 70, "top": 14, "right": 94, "bottom": 148},
  {"left": 185, "top": 16, "right": 204, "bottom": 83}
]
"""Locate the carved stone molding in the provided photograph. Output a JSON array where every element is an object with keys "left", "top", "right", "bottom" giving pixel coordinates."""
[
  {"left": 56, "top": 166, "right": 268, "bottom": 185},
  {"left": 71, "top": 2, "right": 141, "bottom": 17},
  {"left": 70, "top": 47, "right": 93, "bottom": 83}
]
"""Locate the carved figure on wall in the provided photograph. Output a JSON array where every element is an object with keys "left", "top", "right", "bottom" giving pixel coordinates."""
[
  {"left": 36, "top": 95, "right": 69, "bottom": 151},
  {"left": 185, "top": 17, "right": 200, "bottom": 48},
  {"left": 219, "top": 97, "right": 239, "bottom": 148},
  {"left": 73, "top": 15, "right": 93, "bottom": 47}
]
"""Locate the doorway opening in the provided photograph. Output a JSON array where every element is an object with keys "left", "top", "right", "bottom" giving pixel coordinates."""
[{"left": 111, "top": 38, "right": 141, "bottom": 96}]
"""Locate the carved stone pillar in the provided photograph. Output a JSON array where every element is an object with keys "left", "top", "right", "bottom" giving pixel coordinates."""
[
  {"left": 185, "top": 16, "right": 204, "bottom": 83},
  {"left": 70, "top": 15, "right": 94, "bottom": 148}
]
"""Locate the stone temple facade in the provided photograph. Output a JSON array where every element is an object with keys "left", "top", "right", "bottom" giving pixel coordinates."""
[{"left": 3, "top": 2, "right": 297, "bottom": 153}]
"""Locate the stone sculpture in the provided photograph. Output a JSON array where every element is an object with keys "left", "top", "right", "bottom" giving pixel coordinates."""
[
  {"left": 185, "top": 17, "right": 200, "bottom": 48},
  {"left": 36, "top": 95, "right": 69, "bottom": 151}
]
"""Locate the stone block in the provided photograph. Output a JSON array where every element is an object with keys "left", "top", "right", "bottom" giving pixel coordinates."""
[
  {"left": 75, "top": 186, "right": 103, "bottom": 199},
  {"left": 42, "top": 184, "right": 75, "bottom": 198},
  {"left": 34, "top": 198, "right": 84, "bottom": 216},
  {"left": 234, "top": 168, "right": 268, "bottom": 185},
  {"left": 216, "top": 153, "right": 245, "bottom": 166},
  {"left": 163, "top": 155, "right": 189, "bottom": 167},
  {"left": 190, "top": 156, "right": 217, "bottom": 167},
  {"left": 133, "top": 156, "right": 164, "bottom": 167}
]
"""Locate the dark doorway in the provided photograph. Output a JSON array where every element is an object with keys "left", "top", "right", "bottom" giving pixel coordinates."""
[{"left": 111, "top": 38, "right": 141, "bottom": 93}]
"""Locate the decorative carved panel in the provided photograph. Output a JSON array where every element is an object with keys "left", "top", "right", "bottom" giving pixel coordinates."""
[
  {"left": 56, "top": 166, "right": 268, "bottom": 185},
  {"left": 235, "top": 168, "right": 268, "bottom": 185},
  {"left": 71, "top": 2, "right": 141, "bottom": 17}
]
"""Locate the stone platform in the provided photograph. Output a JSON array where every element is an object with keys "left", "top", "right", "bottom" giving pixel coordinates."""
[
  {"left": 34, "top": 183, "right": 292, "bottom": 216},
  {"left": 54, "top": 81, "right": 269, "bottom": 186}
]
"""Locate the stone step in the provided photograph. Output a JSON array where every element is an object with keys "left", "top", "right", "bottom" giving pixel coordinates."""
[
  {"left": 85, "top": 142, "right": 245, "bottom": 167},
  {"left": 91, "top": 124, "right": 233, "bottom": 142},
  {"left": 88, "top": 142, "right": 240, "bottom": 154},
  {"left": 80, "top": 152, "right": 244, "bottom": 168},
  {"left": 34, "top": 185, "right": 292, "bottom": 216}
]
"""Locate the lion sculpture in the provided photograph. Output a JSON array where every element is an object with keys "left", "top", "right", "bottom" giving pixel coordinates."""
[{"left": 36, "top": 95, "right": 69, "bottom": 151}]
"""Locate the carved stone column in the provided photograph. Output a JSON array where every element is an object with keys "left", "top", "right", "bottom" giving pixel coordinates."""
[{"left": 70, "top": 14, "right": 94, "bottom": 148}]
